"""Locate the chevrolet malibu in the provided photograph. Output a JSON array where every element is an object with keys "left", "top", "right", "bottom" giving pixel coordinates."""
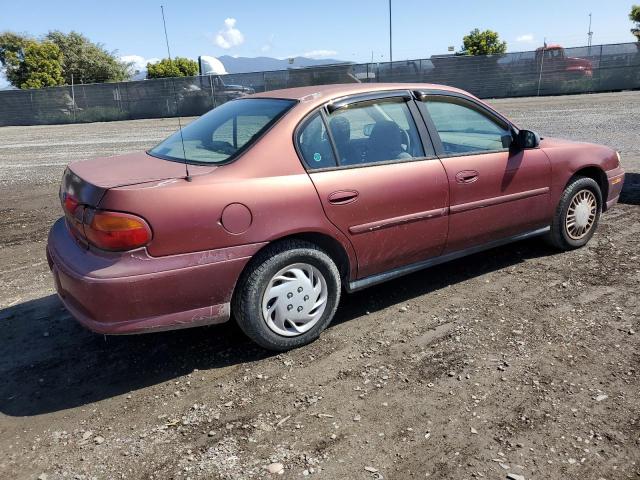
[{"left": 47, "top": 83, "right": 625, "bottom": 351}]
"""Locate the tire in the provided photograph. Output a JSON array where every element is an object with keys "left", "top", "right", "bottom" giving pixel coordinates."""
[
  {"left": 547, "top": 176, "right": 602, "bottom": 250},
  {"left": 232, "top": 240, "right": 341, "bottom": 351}
]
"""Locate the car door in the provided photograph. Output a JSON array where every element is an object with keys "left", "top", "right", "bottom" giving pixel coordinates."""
[
  {"left": 416, "top": 92, "right": 551, "bottom": 253},
  {"left": 296, "top": 92, "right": 449, "bottom": 279}
]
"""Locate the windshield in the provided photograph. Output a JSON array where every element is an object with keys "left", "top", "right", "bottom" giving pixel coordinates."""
[{"left": 149, "top": 98, "right": 296, "bottom": 164}]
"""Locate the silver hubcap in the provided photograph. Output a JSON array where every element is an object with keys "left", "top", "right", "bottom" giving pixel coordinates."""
[
  {"left": 261, "top": 263, "right": 328, "bottom": 337},
  {"left": 566, "top": 189, "right": 597, "bottom": 240}
]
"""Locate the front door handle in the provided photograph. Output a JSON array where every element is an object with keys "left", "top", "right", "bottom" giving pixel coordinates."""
[
  {"left": 455, "top": 170, "right": 479, "bottom": 184},
  {"left": 328, "top": 190, "right": 359, "bottom": 205}
]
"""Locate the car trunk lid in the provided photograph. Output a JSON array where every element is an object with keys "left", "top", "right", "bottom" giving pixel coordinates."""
[
  {"left": 62, "top": 151, "right": 217, "bottom": 204},
  {"left": 59, "top": 151, "right": 216, "bottom": 245}
]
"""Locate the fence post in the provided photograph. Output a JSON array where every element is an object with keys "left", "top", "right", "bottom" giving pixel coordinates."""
[
  {"left": 597, "top": 44, "right": 603, "bottom": 92},
  {"left": 71, "top": 73, "right": 77, "bottom": 122},
  {"left": 208, "top": 74, "right": 215, "bottom": 109},
  {"left": 536, "top": 47, "right": 545, "bottom": 96}
]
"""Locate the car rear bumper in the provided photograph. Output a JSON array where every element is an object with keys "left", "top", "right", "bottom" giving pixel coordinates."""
[
  {"left": 46, "top": 218, "right": 265, "bottom": 334},
  {"left": 606, "top": 167, "right": 625, "bottom": 210}
]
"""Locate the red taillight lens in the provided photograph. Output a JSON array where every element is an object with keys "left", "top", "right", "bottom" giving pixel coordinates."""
[
  {"left": 84, "top": 211, "right": 152, "bottom": 251},
  {"left": 63, "top": 194, "right": 79, "bottom": 215}
]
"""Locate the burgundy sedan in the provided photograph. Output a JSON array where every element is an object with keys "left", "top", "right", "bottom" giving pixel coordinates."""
[{"left": 47, "top": 84, "right": 625, "bottom": 350}]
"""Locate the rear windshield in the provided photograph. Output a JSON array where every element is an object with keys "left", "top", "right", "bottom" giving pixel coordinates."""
[{"left": 149, "top": 98, "right": 296, "bottom": 164}]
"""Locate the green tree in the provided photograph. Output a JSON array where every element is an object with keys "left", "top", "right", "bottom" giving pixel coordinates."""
[
  {"left": 20, "top": 41, "right": 65, "bottom": 89},
  {"left": 0, "top": 33, "right": 64, "bottom": 89},
  {"left": 0, "top": 30, "right": 129, "bottom": 88},
  {"left": 45, "top": 30, "right": 130, "bottom": 84},
  {"left": 147, "top": 57, "right": 199, "bottom": 79},
  {"left": 460, "top": 28, "right": 507, "bottom": 56},
  {"left": 0, "top": 32, "right": 30, "bottom": 87},
  {"left": 631, "top": 5, "right": 640, "bottom": 41}
]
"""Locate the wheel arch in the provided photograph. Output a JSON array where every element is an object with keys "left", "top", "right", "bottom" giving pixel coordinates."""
[
  {"left": 233, "top": 231, "right": 355, "bottom": 298},
  {"left": 568, "top": 166, "right": 608, "bottom": 210}
]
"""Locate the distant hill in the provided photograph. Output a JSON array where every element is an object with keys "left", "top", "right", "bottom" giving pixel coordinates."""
[{"left": 217, "top": 55, "right": 348, "bottom": 74}]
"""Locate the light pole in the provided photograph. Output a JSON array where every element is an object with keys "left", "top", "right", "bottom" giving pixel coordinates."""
[{"left": 388, "top": 0, "right": 393, "bottom": 63}]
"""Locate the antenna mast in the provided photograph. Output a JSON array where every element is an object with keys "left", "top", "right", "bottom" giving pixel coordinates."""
[
  {"left": 161, "top": 5, "right": 191, "bottom": 182},
  {"left": 587, "top": 13, "right": 593, "bottom": 47}
]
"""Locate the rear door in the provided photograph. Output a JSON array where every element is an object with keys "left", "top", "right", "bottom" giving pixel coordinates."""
[
  {"left": 296, "top": 92, "right": 449, "bottom": 279},
  {"left": 416, "top": 91, "right": 551, "bottom": 253}
]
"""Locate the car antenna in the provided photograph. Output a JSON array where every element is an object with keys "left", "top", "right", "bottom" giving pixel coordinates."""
[{"left": 160, "top": 5, "right": 192, "bottom": 182}]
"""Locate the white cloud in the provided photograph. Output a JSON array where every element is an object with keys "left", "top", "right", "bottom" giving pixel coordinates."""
[
  {"left": 215, "top": 18, "right": 244, "bottom": 49},
  {"left": 120, "top": 55, "right": 160, "bottom": 73},
  {"left": 261, "top": 34, "right": 275, "bottom": 53},
  {"left": 516, "top": 34, "right": 535, "bottom": 43},
  {"left": 302, "top": 49, "right": 338, "bottom": 59}
]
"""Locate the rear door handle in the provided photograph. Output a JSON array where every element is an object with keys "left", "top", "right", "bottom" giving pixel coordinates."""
[
  {"left": 328, "top": 190, "right": 359, "bottom": 205},
  {"left": 455, "top": 170, "right": 479, "bottom": 184}
]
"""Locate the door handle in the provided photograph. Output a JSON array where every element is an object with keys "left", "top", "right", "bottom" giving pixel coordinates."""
[
  {"left": 328, "top": 190, "right": 359, "bottom": 205},
  {"left": 455, "top": 170, "right": 479, "bottom": 184}
]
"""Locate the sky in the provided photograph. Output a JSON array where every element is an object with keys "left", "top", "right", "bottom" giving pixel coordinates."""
[{"left": 1, "top": 0, "right": 637, "bottom": 87}]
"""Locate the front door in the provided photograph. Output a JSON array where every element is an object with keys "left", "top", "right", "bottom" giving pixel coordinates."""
[
  {"left": 417, "top": 93, "right": 552, "bottom": 253},
  {"left": 296, "top": 94, "right": 449, "bottom": 279}
]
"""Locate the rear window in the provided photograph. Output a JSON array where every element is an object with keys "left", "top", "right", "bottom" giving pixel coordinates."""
[{"left": 149, "top": 98, "right": 295, "bottom": 164}]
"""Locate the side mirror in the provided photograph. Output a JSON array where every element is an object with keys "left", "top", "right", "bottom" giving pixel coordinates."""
[{"left": 515, "top": 129, "right": 540, "bottom": 149}]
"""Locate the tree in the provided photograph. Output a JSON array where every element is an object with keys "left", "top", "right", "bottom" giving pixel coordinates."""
[
  {"left": 631, "top": 5, "right": 640, "bottom": 41},
  {"left": 147, "top": 57, "right": 199, "bottom": 79},
  {"left": 460, "top": 29, "right": 507, "bottom": 56},
  {"left": 20, "top": 41, "right": 65, "bottom": 89},
  {"left": 0, "top": 30, "right": 129, "bottom": 88},
  {"left": 45, "top": 31, "right": 130, "bottom": 84},
  {"left": 0, "top": 32, "right": 30, "bottom": 86},
  {"left": 0, "top": 33, "right": 64, "bottom": 89}
]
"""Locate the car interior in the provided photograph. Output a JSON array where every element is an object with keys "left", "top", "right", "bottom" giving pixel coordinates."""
[{"left": 298, "top": 100, "right": 426, "bottom": 169}]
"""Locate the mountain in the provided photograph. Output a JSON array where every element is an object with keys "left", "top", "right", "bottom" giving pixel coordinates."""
[{"left": 217, "top": 55, "right": 349, "bottom": 74}]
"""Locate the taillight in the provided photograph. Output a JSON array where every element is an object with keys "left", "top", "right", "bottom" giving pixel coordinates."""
[
  {"left": 63, "top": 193, "right": 79, "bottom": 215},
  {"left": 84, "top": 210, "right": 152, "bottom": 251}
]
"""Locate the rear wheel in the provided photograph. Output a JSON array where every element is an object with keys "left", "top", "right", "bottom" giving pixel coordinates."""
[
  {"left": 232, "top": 240, "right": 341, "bottom": 351},
  {"left": 547, "top": 176, "right": 602, "bottom": 250}
]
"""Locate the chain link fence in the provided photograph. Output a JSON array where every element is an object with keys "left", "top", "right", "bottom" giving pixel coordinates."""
[{"left": 1, "top": 42, "right": 638, "bottom": 127}]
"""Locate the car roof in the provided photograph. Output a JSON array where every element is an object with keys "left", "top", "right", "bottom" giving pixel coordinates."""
[{"left": 249, "top": 83, "right": 473, "bottom": 111}]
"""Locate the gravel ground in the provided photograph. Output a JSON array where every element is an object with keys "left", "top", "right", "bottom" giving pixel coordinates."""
[{"left": 0, "top": 91, "right": 638, "bottom": 480}]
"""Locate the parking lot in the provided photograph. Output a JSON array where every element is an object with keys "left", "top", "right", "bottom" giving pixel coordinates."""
[{"left": 1, "top": 91, "right": 639, "bottom": 479}]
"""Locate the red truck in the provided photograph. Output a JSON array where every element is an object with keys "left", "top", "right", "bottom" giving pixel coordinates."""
[{"left": 536, "top": 44, "right": 593, "bottom": 78}]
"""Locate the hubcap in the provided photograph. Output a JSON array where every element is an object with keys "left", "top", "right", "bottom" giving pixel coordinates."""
[
  {"left": 565, "top": 189, "right": 597, "bottom": 240},
  {"left": 261, "top": 263, "right": 328, "bottom": 337}
]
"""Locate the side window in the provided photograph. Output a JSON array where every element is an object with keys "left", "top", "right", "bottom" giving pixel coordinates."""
[
  {"left": 327, "top": 100, "right": 425, "bottom": 166},
  {"left": 423, "top": 99, "right": 511, "bottom": 155},
  {"left": 296, "top": 113, "right": 337, "bottom": 169}
]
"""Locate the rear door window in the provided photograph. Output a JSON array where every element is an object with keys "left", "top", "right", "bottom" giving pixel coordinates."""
[
  {"left": 327, "top": 100, "right": 425, "bottom": 166},
  {"left": 296, "top": 113, "right": 337, "bottom": 169}
]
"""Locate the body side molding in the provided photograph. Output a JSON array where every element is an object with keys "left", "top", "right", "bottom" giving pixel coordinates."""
[
  {"left": 450, "top": 187, "right": 550, "bottom": 214},
  {"left": 349, "top": 207, "right": 448, "bottom": 235}
]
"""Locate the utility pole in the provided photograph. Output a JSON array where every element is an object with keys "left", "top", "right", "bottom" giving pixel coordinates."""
[
  {"left": 388, "top": 0, "right": 393, "bottom": 63},
  {"left": 587, "top": 13, "right": 593, "bottom": 47}
]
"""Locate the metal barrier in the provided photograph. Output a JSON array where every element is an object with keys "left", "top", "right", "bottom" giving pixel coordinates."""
[{"left": 1, "top": 42, "right": 638, "bottom": 126}]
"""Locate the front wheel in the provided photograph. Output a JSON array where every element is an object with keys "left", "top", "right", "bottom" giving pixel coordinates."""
[
  {"left": 232, "top": 240, "right": 341, "bottom": 351},
  {"left": 547, "top": 176, "right": 602, "bottom": 250}
]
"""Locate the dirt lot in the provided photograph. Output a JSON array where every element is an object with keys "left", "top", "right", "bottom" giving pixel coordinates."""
[{"left": 0, "top": 91, "right": 639, "bottom": 480}]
